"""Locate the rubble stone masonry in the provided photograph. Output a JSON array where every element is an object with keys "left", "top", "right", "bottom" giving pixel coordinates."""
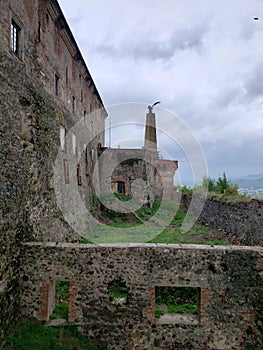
[
  {"left": 182, "top": 194, "right": 263, "bottom": 246},
  {"left": 19, "top": 243, "right": 263, "bottom": 350},
  {"left": 0, "top": 0, "right": 105, "bottom": 343}
]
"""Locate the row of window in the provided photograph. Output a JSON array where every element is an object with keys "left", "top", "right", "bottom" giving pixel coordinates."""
[
  {"left": 55, "top": 74, "right": 89, "bottom": 115},
  {"left": 11, "top": 18, "right": 96, "bottom": 117},
  {"left": 63, "top": 160, "right": 82, "bottom": 186},
  {"left": 45, "top": 279, "right": 200, "bottom": 325}
]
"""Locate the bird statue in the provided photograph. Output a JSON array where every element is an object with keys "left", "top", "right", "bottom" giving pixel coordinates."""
[{"left": 148, "top": 101, "right": 161, "bottom": 113}]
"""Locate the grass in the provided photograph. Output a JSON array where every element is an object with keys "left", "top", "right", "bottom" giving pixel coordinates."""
[
  {"left": 50, "top": 302, "right": 68, "bottom": 320},
  {"left": 50, "top": 281, "right": 69, "bottom": 320},
  {"left": 206, "top": 191, "right": 251, "bottom": 204},
  {"left": 3, "top": 319, "right": 107, "bottom": 350},
  {"left": 81, "top": 197, "right": 230, "bottom": 245},
  {"left": 155, "top": 286, "right": 198, "bottom": 318},
  {"left": 155, "top": 305, "right": 164, "bottom": 318},
  {"left": 167, "top": 303, "right": 198, "bottom": 314},
  {"left": 108, "top": 279, "right": 128, "bottom": 300},
  {"left": 147, "top": 207, "right": 229, "bottom": 245}
]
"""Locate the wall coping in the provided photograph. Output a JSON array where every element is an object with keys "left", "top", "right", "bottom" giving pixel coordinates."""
[{"left": 22, "top": 242, "right": 263, "bottom": 252}]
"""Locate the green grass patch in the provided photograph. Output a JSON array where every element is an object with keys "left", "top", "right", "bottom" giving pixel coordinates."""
[
  {"left": 154, "top": 305, "right": 164, "bottom": 318},
  {"left": 4, "top": 319, "right": 107, "bottom": 350},
  {"left": 167, "top": 303, "right": 198, "bottom": 314},
  {"left": 155, "top": 286, "right": 198, "bottom": 317},
  {"left": 108, "top": 279, "right": 128, "bottom": 300},
  {"left": 81, "top": 197, "right": 230, "bottom": 245},
  {"left": 56, "top": 281, "right": 69, "bottom": 300},
  {"left": 113, "top": 193, "right": 132, "bottom": 202},
  {"left": 50, "top": 281, "right": 69, "bottom": 320},
  {"left": 50, "top": 301, "right": 68, "bottom": 320},
  {"left": 79, "top": 237, "right": 93, "bottom": 244}
]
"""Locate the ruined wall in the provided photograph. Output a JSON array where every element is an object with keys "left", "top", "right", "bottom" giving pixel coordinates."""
[
  {"left": 182, "top": 194, "right": 263, "bottom": 246},
  {"left": 20, "top": 243, "right": 263, "bottom": 350},
  {"left": 97, "top": 148, "right": 160, "bottom": 205},
  {"left": 97, "top": 148, "right": 178, "bottom": 207},
  {"left": 154, "top": 159, "right": 178, "bottom": 200},
  {"left": 0, "top": 0, "right": 105, "bottom": 343}
]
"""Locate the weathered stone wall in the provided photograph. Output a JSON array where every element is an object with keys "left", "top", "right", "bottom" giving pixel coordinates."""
[
  {"left": 97, "top": 148, "right": 160, "bottom": 205},
  {"left": 20, "top": 243, "right": 263, "bottom": 350},
  {"left": 97, "top": 148, "right": 178, "bottom": 206},
  {"left": 182, "top": 194, "right": 263, "bottom": 246},
  {"left": 154, "top": 159, "right": 178, "bottom": 200},
  {"left": 0, "top": 0, "right": 106, "bottom": 343}
]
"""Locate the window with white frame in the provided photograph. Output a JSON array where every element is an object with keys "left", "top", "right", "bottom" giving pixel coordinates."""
[{"left": 11, "top": 20, "right": 21, "bottom": 57}]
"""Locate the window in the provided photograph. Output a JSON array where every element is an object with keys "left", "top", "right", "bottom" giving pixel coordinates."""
[
  {"left": 80, "top": 89, "right": 83, "bottom": 103},
  {"left": 63, "top": 159, "right": 69, "bottom": 184},
  {"left": 60, "top": 125, "right": 65, "bottom": 150},
  {"left": 46, "top": 12, "right": 50, "bottom": 25},
  {"left": 107, "top": 278, "right": 128, "bottom": 305},
  {"left": 84, "top": 110, "right": 87, "bottom": 122},
  {"left": 72, "top": 133, "right": 76, "bottom": 155},
  {"left": 117, "top": 181, "right": 125, "bottom": 194},
  {"left": 155, "top": 286, "right": 199, "bottom": 324},
  {"left": 55, "top": 74, "right": 60, "bottom": 96},
  {"left": 66, "top": 66, "right": 68, "bottom": 84},
  {"left": 11, "top": 20, "right": 21, "bottom": 56},
  {"left": 37, "top": 21, "right": 41, "bottom": 42},
  {"left": 50, "top": 281, "right": 69, "bottom": 320},
  {"left": 77, "top": 164, "right": 82, "bottom": 186},
  {"left": 72, "top": 96, "right": 76, "bottom": 113}
]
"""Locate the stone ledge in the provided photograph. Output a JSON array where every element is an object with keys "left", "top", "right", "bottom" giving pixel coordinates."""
[{"left": 22, "top": 241, "right": 263, "bottom": 252}]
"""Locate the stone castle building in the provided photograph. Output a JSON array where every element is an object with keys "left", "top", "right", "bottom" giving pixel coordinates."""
[
  {"left": 0, "top": 1, "right": 262, "bottom": 349},
  {"left": 0, "top": 0, "right": 105, "bottom": 342},
  {"left": 98, "top": 106, "right": 178, "bottom": 205}
]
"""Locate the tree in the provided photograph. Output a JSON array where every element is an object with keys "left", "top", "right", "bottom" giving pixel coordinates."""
[
  {"left": 216, "top": 172, "right": 228, "bottom": 194},
  {"left": 202, "top": 176, "right": 216, "bottom": 192}
]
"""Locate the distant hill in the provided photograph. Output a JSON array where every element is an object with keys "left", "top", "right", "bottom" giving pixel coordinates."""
[{"left": 231, "top": 175, "right": 263, "bottom": 190}]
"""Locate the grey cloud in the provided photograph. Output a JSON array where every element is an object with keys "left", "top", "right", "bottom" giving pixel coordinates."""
[
  {"left": 95, "top": 23, "right": 207, "bottom": 60},
  {"left": 244, "top": 64, "right": 263, "bottom": 99},
  {"left": 213, "top": 86, "right": 245, "bottom": 108},
  {"left": 58, "top": 0, "right": 263, "bottom": 180}
]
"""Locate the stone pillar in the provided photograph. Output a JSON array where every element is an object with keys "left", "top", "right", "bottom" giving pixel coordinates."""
[
  {"left": 199, "top": 288, "right": 211, "bottom": 325},
  {"left": 144, "top": 109, "right": 157, "bottom": 153},
  {"left": 38, "top": 281, "right": 55, "bottom": 322},
  {"left": 68, "top": 281, "right": 78, "bottom": 322},
  {"left": 143, "top": 286, "right": 156, "bottom": 323}
]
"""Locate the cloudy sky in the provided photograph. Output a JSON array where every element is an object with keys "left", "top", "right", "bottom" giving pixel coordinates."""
[{"left": 58, "top": 0, "right": 263, "bottom": 183}]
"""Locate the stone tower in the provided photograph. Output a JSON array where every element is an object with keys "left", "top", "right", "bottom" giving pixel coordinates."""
[{"left": 144, "top": 105, "right": 157, "bottom": 153}]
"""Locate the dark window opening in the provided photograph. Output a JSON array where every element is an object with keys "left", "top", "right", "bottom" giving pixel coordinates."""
[
  {"left": 107, "top": 278, "right": 128, "bottom": 305},
  {"left": 117, "top": 181, "right": 125, "bottom": 194},
  {"left": 55, "top": 74, "right": 60, "bottom": 96},
  {"left": 37, "top": 21, "right": 41, "bottom": 42},
  {"left": 72, "top": 96, "right": 76, "bottom": 113},
  {"left": 155, "top": 286, "right": 199, "bottom": 324},
  {"left": 84, "top": 110, "right": 87, "bottom": 121},
  {"left": 11, "top": 20, "right": 21, "bottom": 56},
  {"left": 77, "top": 164, "right": 82, "bottom": 186},
  {"left": 50, "top": 281, "right": 69, "bottom": 321},
  {"left": 81, "top": 89, "right": 83, "bottom": 103}
]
